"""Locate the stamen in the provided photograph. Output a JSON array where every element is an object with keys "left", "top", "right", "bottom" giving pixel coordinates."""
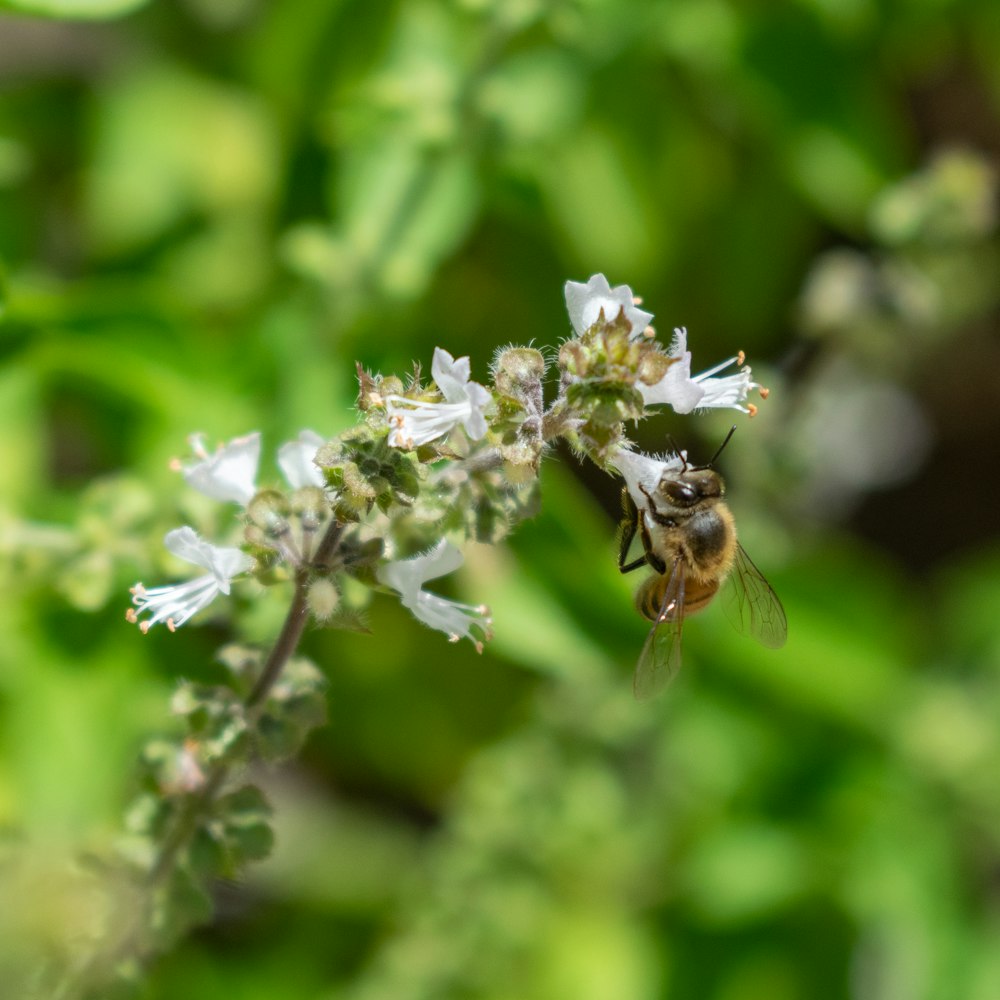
[
  {"left": 694, "top": 355, "right": 741, "bottom": 380},
  {"left": 759, "top": 386, "right": 770, "bottom": 399},
  {"left": 736, "top": 350, "right": 746, "bottom": 366},
  {"left": 747, "top": 403, "right": 758, "bottom": 417}
]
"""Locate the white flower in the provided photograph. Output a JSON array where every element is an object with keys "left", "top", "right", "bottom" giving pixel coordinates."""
[
  {"left": 181, "top": 432, "right": 261, "bottom": 505},
  {"left": 377, "top": 539, "right": 492, "bottom": 652},
  {"left": 126, "top": 527, "right": 253, "bottom": 633},
  {"left": 385, "top": 348, "right": 492, "bottom": 449},
  {"left": 608, "top": 445, "right": 686, "bottom": 508},
  {"left": 277, "top": 429, "right": 326, "bottom": 489},
  {"left": 564, "top": 273, "right": 654, "bottom": 338},
  {"left": 638, "top": 327, "right": 760, "bottom": 414},
  {"left": 180, "top": 429, "right": 328, "bottom": 503}
]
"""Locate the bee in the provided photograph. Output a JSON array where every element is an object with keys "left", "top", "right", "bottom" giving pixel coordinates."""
[{"left": 618, "top": 429, "right": 787, "bottom": 698}]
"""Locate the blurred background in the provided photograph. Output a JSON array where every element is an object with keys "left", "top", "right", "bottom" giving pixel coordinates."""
[{"left": 2, "top": 0, "right": 1000, "bottom": 997}]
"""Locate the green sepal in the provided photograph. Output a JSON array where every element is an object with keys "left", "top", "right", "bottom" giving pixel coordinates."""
[{"left": 566, "top": 379, "right": 644, "bottom": 426}]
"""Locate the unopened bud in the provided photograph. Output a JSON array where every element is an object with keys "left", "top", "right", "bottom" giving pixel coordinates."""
[
  {"left": 291, "top": 485, "right": 329, "bottom": 530},
  {"left": 493, "top": 347, "right": 546, "bottom": 394},
  {"left": 307, "top": 578, "right": 340, "bottom": 622},
  {"left": 247, "top": 490, "right": 291, "bottom": 534},
  {"left": 244, "top": 523, "right": 270, "bottom": 549}
]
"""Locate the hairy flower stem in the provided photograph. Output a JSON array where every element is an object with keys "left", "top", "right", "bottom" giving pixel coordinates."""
[
  {"left": 61, "top": 519, "right": 348, "bottom": 1000},
  {"left": 246, "top": 516, "right": 343, "bottom": 709},
  {"left": 155, "top": 516, "right": 345, "bottom": 888}
]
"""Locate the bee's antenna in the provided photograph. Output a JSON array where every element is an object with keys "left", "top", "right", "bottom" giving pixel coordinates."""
[
  {"left": 707, "top": 425, "right": 737, "bottom": 467},
  {"left": 664, "top": 433, "right": 687, "bottom": 471}
]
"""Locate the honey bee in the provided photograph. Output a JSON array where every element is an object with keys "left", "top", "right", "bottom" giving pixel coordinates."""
[{"left": 618, "top": 430, "right": 786, "bottom": 699}]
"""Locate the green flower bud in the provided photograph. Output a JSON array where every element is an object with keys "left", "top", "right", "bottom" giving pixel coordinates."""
[
  {"left": 291, "top": 485, "right": 329, "bottom": 531},
  {"left": 247, "top": 490, "right": 291, "bottom": 535}
]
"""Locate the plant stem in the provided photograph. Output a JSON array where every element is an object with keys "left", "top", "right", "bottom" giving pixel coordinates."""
[{"left": 61, "top": 518, "right": 347, "bottom": 1000}]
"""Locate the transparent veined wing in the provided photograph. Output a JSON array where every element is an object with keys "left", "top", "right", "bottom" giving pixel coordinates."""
[
  {"left": 633, "top": 559, "right": 686, "bottom": 700},
  {"left": 722, "top": 544, "right": 787, "bottom": 649}
]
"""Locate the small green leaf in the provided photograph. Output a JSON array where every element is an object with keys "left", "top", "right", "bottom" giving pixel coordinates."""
[
  {"left": 186, "top": 826, "right": 226, "bottom": 879},
  {"left": 226, "top": 820, "right": 275, "bottom": 865},
  {"left": 256, "top": 693, "right": 327, "bottom": 763},
  {"left": 215, "top": 784, "right": 275, "bottom": 867}
]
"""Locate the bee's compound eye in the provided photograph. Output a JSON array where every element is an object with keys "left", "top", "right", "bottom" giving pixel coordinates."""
[{"left": 664, "top": 481, "right": 698, "bottom": 505}]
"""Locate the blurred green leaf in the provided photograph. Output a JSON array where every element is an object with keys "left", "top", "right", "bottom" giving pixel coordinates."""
[
  {"left": 83, "top": 65, "right": 278, "bottom": 255},
  {"left": 0, "top": 0, "right": 149, "bottom": 16},
  {"left": 681, "top": 823, "right": 811, "bottom": 925}
]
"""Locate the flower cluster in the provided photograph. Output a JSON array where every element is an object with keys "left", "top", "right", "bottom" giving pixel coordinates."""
[
  {"left": 563, "top": 273, "right": 764, "bottom": 418},
  {"left": 128, "top": 430, "right": 327, "bottom": 632},
  {"left": 128, "top": 427, "right": 495, "bottom": 651},
  {"left": 127, "top": 273, "right": 770, "bottom": 654}
]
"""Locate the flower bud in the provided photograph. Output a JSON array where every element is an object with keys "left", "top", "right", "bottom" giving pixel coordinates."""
[
  {"left": 291, "top": 485, "right": 329, "bottom": 531},
  {"left": 307, "top": 578, "right": 340, "bottom": 622},
  {"left": 492, "top": 347, "right": 546, "bottom": 395},
  {"left": 499, "top": 438, "right": 542, "bottom": 472},
  {"left": 247, "top": 490, "right": 291, "bottom": 535}
]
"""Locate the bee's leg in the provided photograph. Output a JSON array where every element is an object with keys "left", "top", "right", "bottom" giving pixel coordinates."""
[
  {"left": 638, "top": 484, "right": 677, "bottom": 529},
  {"left": 618, "top": 488, "right": 646, "bottom": 574},
  {"left": 631, "top": 484, "right": 670, "bottom": 575},
  {"left": 620, "top": 487, "right": 669, "bottom": 576},
  {"left": 637, "top": 512, "right": 667, "bottom": 575}
]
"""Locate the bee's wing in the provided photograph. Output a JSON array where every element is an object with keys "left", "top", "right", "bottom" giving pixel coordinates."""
[
  {"left": 723, "top": 544, "right": 787, "bottom": 649},
  {"left": 633, "top": 559, "right": 685, "bottom": 700}
]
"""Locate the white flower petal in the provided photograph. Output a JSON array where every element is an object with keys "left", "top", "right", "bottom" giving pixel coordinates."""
[
  {"left": 386, "top": 347, "right": 490, "bottom": 448},
  {"left": 638, "top": 328, "right": 758, "bottom": 414},
  {"left": 129, "top": 575, "right": 222, "bottom": 632},
  {"left": 694, "top": 369, "right": 758, "bottom": 411},
  {"left": 277, "top": 429, "right": 326, "bottom": 489},
  {"left": 609, "top": 446, "right": 685, "bottom": 509},
  {"left": 638, "top": 330, "right": 703, "bottom": 412},
  {"left": 564, "top": 273, "right": 654, "bottom": 338},
  {"left": 377, "top": 539, "right": 464, "bottom": 597},
  {"left": 377, "top": 540, "right": 491, "bottom": 649},
  {"left": 162, "top": 527, "right": 252, "bottom": 594},
  {"left": 432, "top": 347, "right": 472, "bottom": 401},
  {"left": 182, "top": 431, "right": 261, "bottom": 505},
  {"left": 129, "top": 527, "right": 252, "bottom": 632}
]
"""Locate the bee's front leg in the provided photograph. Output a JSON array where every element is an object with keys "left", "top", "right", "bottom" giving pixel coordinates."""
[{"left": 619, "top": 487, "right": 667, "bottom": 575}]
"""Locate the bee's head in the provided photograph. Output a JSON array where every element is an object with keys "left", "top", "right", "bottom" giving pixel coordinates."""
[{"left": 659, "top": 467, "right": 724, "bottom": 507}]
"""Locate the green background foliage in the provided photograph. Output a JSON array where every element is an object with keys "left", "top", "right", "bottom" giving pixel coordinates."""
[{"left": 2, "top": 0, "right": 1000, "bottom": 997}]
